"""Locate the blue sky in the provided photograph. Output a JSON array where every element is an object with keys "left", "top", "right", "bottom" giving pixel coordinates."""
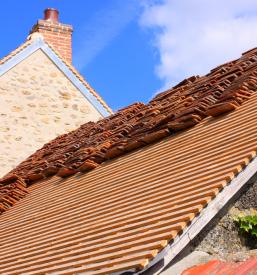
[
  {"left": 1, "top": 0, "right": 257, "bottom": 111},
  {"left": 0, "top": 0, "right": 161, "bottom": 111}
]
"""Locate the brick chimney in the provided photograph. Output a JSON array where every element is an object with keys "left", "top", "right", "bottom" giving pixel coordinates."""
[{"left": 30, "top": 8, "right": 73, "bottom": 64}]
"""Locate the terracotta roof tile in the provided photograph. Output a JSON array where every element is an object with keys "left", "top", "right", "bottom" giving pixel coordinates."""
[
  {"left": 182, "top": 258, "right": 257, "bottom": 275},
  {"left": 0, "top": 47, "right": 257, "bottom": 274}
]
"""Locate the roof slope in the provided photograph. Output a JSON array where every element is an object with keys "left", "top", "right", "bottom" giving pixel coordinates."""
[
  {"left": 0, "top": 86, "right": 256, "bottom": 274},
  {"left": 0, "top": 48, "right": 257, "bottom": 274}
]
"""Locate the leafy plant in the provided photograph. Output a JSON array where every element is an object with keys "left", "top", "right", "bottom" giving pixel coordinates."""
[{"left": 233, "top": 210, "right": 257, "bottom": 239}]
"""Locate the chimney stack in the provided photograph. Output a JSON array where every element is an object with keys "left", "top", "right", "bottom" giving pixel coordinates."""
[
  {"left": 30, "top": 8, "right": 73, "bottom": 64},
  {"left": 44, "top": 8, "right": 59, "bottom": 23}
]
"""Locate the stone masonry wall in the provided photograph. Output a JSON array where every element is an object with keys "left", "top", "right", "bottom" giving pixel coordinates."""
[
  {"left": 192, "top": 175, "right": 257, "bottom": 256},
  {"left": 0, "top": 49, "right": 103, "bottom": 177}
]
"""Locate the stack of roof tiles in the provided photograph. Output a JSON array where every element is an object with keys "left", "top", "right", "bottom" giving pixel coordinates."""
[
  {"left": 1, "top": 47, "right": 257, "bottom": 274},
  {"left": 2, "top": 46, "right": 257, "bottom": 212}
]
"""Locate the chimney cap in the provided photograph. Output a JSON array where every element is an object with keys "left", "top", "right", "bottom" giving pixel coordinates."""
[{"left": 44, "top": 8, "right": 59, "bottom": 23}]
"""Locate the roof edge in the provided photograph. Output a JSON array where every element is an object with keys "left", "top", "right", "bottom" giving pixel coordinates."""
[
  {"left": 138, "top": 155, "right": 257, "bottom": 275},
  {"left": 0, "top": 39, "right": 38, "bottom": 74},
  {"left": 0, "top": 37, "right": 112, "bottom": 117},
  {"left": 40, "top": 39, "right": 113, "bottom": 115}
]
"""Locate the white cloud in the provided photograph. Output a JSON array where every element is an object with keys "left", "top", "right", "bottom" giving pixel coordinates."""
[
  {"left": 140, "top": 0, "right": 257, "bottom": 90},
  {"left": 73, "top": 0, "right": 140, "bottom": 70}
]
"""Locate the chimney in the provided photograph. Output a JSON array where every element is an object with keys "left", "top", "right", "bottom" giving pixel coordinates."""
[{"left": 30, "top": 8, "right": 73, "bottom": 63}]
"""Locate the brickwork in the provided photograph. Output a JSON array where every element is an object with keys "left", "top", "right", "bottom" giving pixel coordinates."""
[
  {"left": 0, "top": 49, "right": 102, "bottom": 177},
  {"left": 30, "top": 20, "right": 73, "bottom": 63}
]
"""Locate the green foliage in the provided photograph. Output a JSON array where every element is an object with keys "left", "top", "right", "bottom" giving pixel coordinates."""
[{"left": 234, "top": 214, "right": 257, "bottom": 238}]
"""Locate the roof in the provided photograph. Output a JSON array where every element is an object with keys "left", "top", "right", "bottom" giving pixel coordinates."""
[
  {"left": 0, "top": 47, "right": 257, "bottom": 274},
  {"left": 182, "top": 258, "right": 257, "bottom": 275},
  {"left": 0, "top": 35, "right": 112, "bottom": 116}
]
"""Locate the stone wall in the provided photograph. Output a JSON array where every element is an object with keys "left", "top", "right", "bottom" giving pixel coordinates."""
[
  {"left": 0, "top": 49, "right": 103, "bottom": 176},
  {"left": 192, "top": 175, "right": 257, "bottom": 256}
]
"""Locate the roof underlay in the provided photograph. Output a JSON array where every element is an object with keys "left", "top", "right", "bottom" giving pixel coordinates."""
[{"left": 1, "top": 47, "right": 257, "bottom": 274}]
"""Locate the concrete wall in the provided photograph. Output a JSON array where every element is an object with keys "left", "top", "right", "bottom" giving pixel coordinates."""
[{"left": 0, "top": 49, "right": 102, "bottom": 176}]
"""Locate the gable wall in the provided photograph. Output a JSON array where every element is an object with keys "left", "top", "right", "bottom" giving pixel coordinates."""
[{"left": 0, "top": 49, "right": 103, "bottom": 176}]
